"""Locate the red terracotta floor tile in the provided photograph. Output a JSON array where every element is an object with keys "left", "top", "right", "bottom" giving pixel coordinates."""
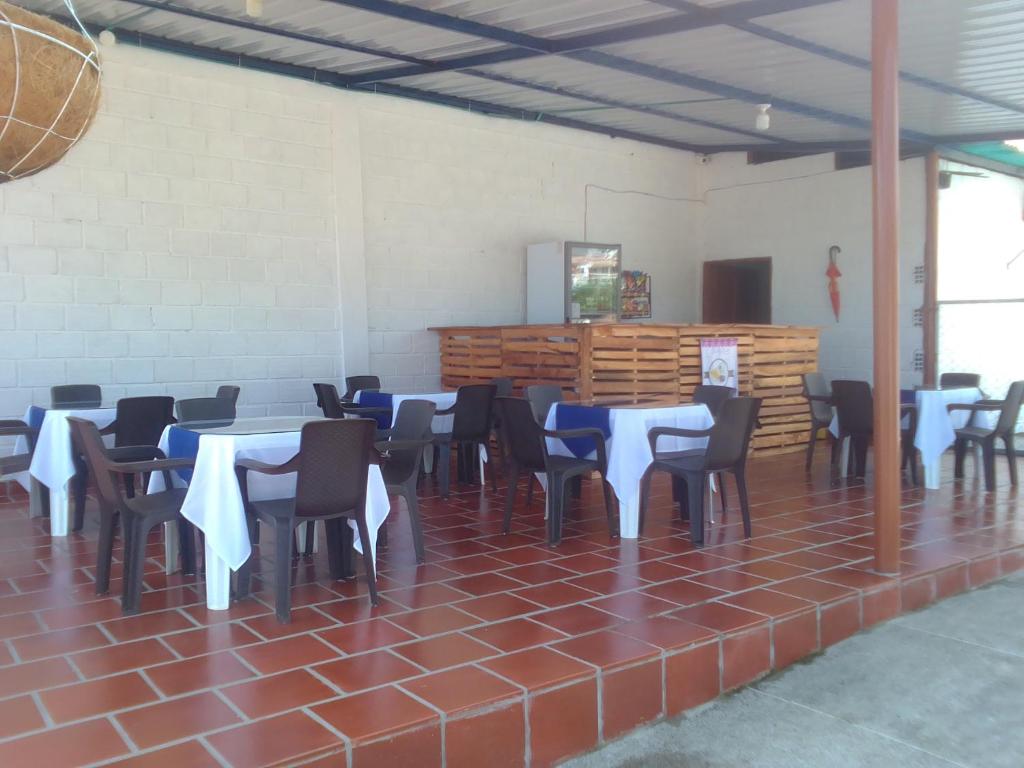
[
  {"left": 314, "top": 649, "right": 423, "bottom": 692},
  {"left": 602, "top": 658, "right": 663, "bottom": 740},
  {"left": 665, "top": 640, "right": 721, "bottom": 715},
  {"left": 12, "top": 625, "right": 110, "bottom": 662},
  {"left": 722, "top": 626, "right": 771, "bottom": 690},
  {"left": 317, "top": 618, "right": 417, "bottom": 654},
  {"left": 313, "top": 685, "right": 439, "bottom": 743},
  {"left": 529, "top": 677, "right": 598, "bottom": 766},
  {"left": 720, "top": 588, "right": 817, "bottom": 619},
  {"left": 0, "top": 658, "right": 79, "bottom": 698},
  {"left": 235, "top": 633, "right": 340, "bottom": 674},
  {"left": 567, "top": 567, "right": 649, "bottom": 594},
  {"left": 207, "top": 711, "right": 342, "bottom": 768},
  {"left": 241, "top": 605, "right": 338, "bottom": 640},
  {"left": 640, "top": 579, "right": 727, "bottom": 607},
  {"left": 144, "top": 651, "right": 256, "bottom": 696},
  {"left": 351, "top": 723, "right": 440, "bottom": 768},
  {"left": 101, "top": 609, "right": 196, "bottom": 643},
  {"left": 400, "top": 665, "right": 521, "bottom": 714},
  {"left": 40, "top": 672, "right": 158, "bottom": 724},
  {"left": 773, "top": 609, "right": 819, "bottom": 668},
  {"left": 70, "top": 637, "right": 175, "bottom": 678},
  {"left": 387, "top": 605, "right": 480, "bottom": 636},
  {"left": 384, "top": 582, "right": 471, "bottom": 610},
  {"left": 161, "top": 621, "right": 262, "bottom": 657},
  {"left": 553, "top": 553, "right": 621, "bottom": 574},
  {"left": 731, "top": 559, "right": 812, "bottom": 581},
  {"left": 104, "top": 740, "right": 221, "bottom": 768},
  {"left": 500, "top": 562, "right": 581, "bottom": 585},
  {"left": 466, "top": 617, "right": 568, "bottom": 652},
  {"left": 0, "top": 611, "right": 44, "bottom": 640},
  {"left": 612, "top": 615, "right": 718, "bottom": 651},
  {"left": 481, "top": 647, "right": 594, "bottom": 691},
  {"left": 315, "top": 595, "right": 403, "bottom": 624},
  {"left": 391, "top": 632, "right": 497, "bottom": 670},
  {"left": 223, "top": 668, "right": 338, "bottom": 718},
  {"left": 768, "top": 575, "right": 858, "bottom": 604},
  {"left": 673, "top": 602, "right": 769, "bottom": 633},
  {"left": 0, "top": 717, "right": 128, "bottom": 768},
  {"left": 445, "top": 571, "right": 526, "bottom": 595},
  {"left": 117, "top": 691, "right": 241, "bottom": 750},
  {"left": 457, "top": 592, "right": 544, "bottom": 621},
  {"left": 554, "top": 630, "right": 660, "bottom": 670},
  {"left": 514, "top": 581, "right": 599, "bottom": 607},
  {"left": 445, "top": 702, "right": 525, "bottom": 768},
  {"left": 0, "top": 695, "right": 45, "bottom": 741}
]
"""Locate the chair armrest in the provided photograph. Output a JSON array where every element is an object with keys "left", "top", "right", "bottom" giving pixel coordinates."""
[
  {"left": 807, "top": 394, "right": 833, "bottom": 404},
  {"left": 648, "top": 425, "right": 712, "bottom": 457},
  {"left": 375, "top": 438, "right": 432, "bottom": 452},
  {"left": 947, "top": 402, "right": 1002, "bottom": 413},
  {"left": 98, "top": 421, "right": 117, "bottom": 436},
  {"left": 108, "top": 445, "right": 166, "bottom": 463},
  {"left": 542, "top": 427, "right": 608, "bottom": 467},
  {"left": 975, "top": 399, "right": 1004, "bottom": 407},
  {"left": 107, "top": 457, "right": 195, "bottom": 475},
  {"left": 899, "top": 403, "right": 916, "bottom": 414},
  {"left": 0, "top": 422, "right": 34, "bottom": 438},
  {"left": 235, "top": 455, "right": 300, "bottom": 475},
  {"left": 435, "top": 404, "right": 456, "bottom": 416}
]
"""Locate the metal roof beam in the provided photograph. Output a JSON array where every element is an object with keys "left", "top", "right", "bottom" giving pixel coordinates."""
[
  {"left": 655, "top": 0, "right": 1024, "bottom": 115},
  {"left": 338, "top": 0, "right": 840, "bottom": 83}
]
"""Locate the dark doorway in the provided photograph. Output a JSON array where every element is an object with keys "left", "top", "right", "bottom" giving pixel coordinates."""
[{"left": 702, "top": 258, "right": 772, "bottom": 324}]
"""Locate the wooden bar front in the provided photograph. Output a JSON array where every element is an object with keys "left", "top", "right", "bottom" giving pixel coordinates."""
[{"left": 431, "top": 323, "right": 820, "bottom": 457}]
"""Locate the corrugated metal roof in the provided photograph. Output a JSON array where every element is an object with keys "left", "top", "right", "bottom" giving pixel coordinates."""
[{"left": 15, "top": 0, "right": 1024, "bottom": 152}]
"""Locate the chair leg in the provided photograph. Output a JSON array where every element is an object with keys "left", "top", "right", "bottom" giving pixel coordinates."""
[
  {"left": 235, "top": 515, "right": 258, "bottom": 599},
  {"left": 717, "top": 472, "right": 727, "bottom": 513},
  {"left": 735, "top": 468, "right": 752, "bottom": 539},
  {"left": 485, "top": 442, "right": 497, "bottom": 492},
  {"left": 95, "top": 510, "right": 116, "bottom": 595},
  {"left": 853, "top": 435, "right": 869, "bottom": 478},
  {"left": 355, "top": 517, "right": 379, "bottom": 606},
  {"left": 1006, "top": 436, "right": 1019, "bottom": 486},
  {"left": 600, "top": 475, "right": 618, "bottom": 539},
  {"left": 502, "top": 465, "right": 519, "bottom": 535},
  {"left": 571, "top": 475, "right": 582, "bottom": 499},
  {"left": 686, "top": 472, "right": 706, "bottom": 546},
  {"left": 72, "top": 457, "right": 88, "bottom": 532},
  {"left": 526, "top": 474, "right": 535, "bottom": 506},
  {"left": 805, "top": 424, "right": 818, "bottom": 470},
  {"left": 303, "top": 520, "right": 315, "bottom": 557},
  {"left": 953, "top": 438, "right": 967, "bottom": 479},
  {"left": 124, "top": 473, "right": 136, "bottom": 500},
  {"left": 547, "top": 474, "right": 566, "bottom": 546},
  {"left": 325, "top": 518, "right": 344, "bottom": 580},
  {"left": 274, "top": 520, "right": 293, "bottom": 623},
  {"left": 178, "top": 519, "right": 197, "bottom": 576},
  {"left": 339, "top": 522, "right": 355, "bottom": 579},
  {"left": 123, "top": 518, "right": 152, "bottom": 615},
  {"left": 403, "top": 479, "right": 426, "bottom": 563},
  {"left": 637, "top": 466, "right": 654, "bottom": 536},
  {"left": 982, "top": 438, "right": 997, "bottom": 492},
  {"left": 438, "top": 442, "right": 451, "bottom": 499}
]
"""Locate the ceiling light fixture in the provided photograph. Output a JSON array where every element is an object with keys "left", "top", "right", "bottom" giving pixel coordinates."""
[
  {"left": 755, "top": 103, "right": 771, "bottom": 131},
  {"left": 246, "top": 0, "right": 263, "bottom": 18}
]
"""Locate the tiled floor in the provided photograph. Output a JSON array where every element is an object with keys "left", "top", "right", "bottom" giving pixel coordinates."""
[{"left": 0, "top": 449, "right": 1020, "bottom": 768}]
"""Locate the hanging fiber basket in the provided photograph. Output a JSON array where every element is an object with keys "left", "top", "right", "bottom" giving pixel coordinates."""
[{"left": 0, "top": 1, "right": 101, "bottom": 183}]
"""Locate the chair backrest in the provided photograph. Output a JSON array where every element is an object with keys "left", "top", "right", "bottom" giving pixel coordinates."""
[
  {"left": 803, "top": 372, "right": 833, "bottom": 423},
  {"left": 216, "top": 385, "right": 240, "bottom": 404},
  {"left": 496, "top": 397, "right": 545, "bottom": 471},
  {"left": 343, "top": 375, "right": 381, "bottom": 400},
  {"left": 693, "top": 385, "right": 736, "bottom": 419},
  {"left": 525, "top": 385, "right": 563, "bottom": 424},
  {"left": 704, "top": 397, "right": 762, "bottom": 471},
  {"left": 0, "top": 420, "right": 35, "bottom": 456},
  {"left": 831, "top": 380, "right": 873, "bottom": 435},
  {"left": 491, "top": 377, "right": 514, "bottom": 397},
  {"left": 67, "top": 417, "right": 122, "bottom": 513},
  {"left": 51, "top": 384, "right": 101, "bottom": 409},
  {"left": 996, "top": 380, "right": 1024, "bottom": 435},
  {"left": 313, "top": 383, "right": 346, "bottom": 418},
  {"left": 294, "top": 418, "right": 374, "bottom": 518},
  {"left": 382, "top": 400, "right": 437, "bottom": 482},
  {"left": 176, "top": 397, "right": 235, "bottom": 425},
  {"left": 113, "top": 396, "right": 175, "bottom": 448},
  {"left": 939, "top": 372, "right": 981, "bottom": 390},
  {"left": 452, "top": 384, "right": 497, "bottom": 440}
]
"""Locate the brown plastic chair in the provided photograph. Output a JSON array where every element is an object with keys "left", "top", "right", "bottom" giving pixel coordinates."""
[
  {"left": 376, "top": 400, "right": 436, "bottom": 563},
  {"left": 313, "top": 382, "right": 391, "bottom": 427},
  {"left": 939, "top": 372, "right": 982, "bottom": 390},
  {"left": 0, "top": 420, "right": 36, "bottom": 478},
  {"left": 72, "top": 396, "right": 176, "bottom": 530},
  {"left": 175, "top": 397, "right": 235, "bottom": 426},
  {"left": 832, "top": 380, "right": 917, "bottom": 483},
  {"left": 950, "top": 380, "right": 1024, "bottom": 491},
  {"left": 433, "top": 384, "right": 497, "bottom": 498},
  {"left": 524, "top": 385, "right": 564, "bottom": 504},
  {"left": 639, "top": 397, "right": 761, "bottom": 546},
  {"left": 68, "top": 417, "right": 197, "bottom": 614},
  {"left": 497, "top": 397, "right": 617, "bottom": 546},
  {"left": 51, "top": 384, "right": 101, "bottom": 408},
  {"left": 235, "top": 418, "right": 378, "bottom": 622},
  {"left": 803, "top": 373, "right": 835, "bottom": 470},
  {"left": 693, "top": 384, "right": 736, "bottom": 511},
  {"left": 216, "top": 385, "right": 241, "bottom": 404},
  {"left": 343, "top": 375, "right": 381, "bottom": 402}
]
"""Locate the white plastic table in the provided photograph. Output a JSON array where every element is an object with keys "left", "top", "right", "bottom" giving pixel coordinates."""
[
  {"left": 21, "top": 405, "right": 117, "bottom": 536},
  {"left": 544, "top": 403, "right": 714, "bottom": 538},
  {"left": 149, "top": 417, "right": 390, "bottom": 610}
]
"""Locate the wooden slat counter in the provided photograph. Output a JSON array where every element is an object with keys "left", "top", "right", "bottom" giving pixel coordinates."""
[{"left": 431, "top": 323, "right": 820, "bottom": 456}]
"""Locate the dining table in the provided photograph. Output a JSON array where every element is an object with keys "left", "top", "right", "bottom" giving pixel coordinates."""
[
  {"left": 148, "top": 415, "right": 390, "bottom": 610},
  {"left": 543, "top": 401, "right": 715, "bottom": 538},
  {"left": 16, "top": 403, "right": 117, "bottom": 536}
]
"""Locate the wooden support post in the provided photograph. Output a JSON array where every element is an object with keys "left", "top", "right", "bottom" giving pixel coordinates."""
[
  {"left": 871, "top": 0, "right": 902, "bottom": 574},
  {"left": 923, "top": 152, "right": 939, "bottom": 388}
]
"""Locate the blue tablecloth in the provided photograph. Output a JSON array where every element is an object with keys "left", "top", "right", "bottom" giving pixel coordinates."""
[
  {"left": 358, "top": 391, "right": 394, "bottom": 429},
  {"left": 167, "top": 425, "right": 200, "bottom": 482},
  {"left": 554, "top": 404, "right": 611, "bottom": 459},
  {"left": 900, "top": 389, "right": 916, "bottom": 405},
  {"left": 27, "top": 406, "right": 46, "bottom": 431}
]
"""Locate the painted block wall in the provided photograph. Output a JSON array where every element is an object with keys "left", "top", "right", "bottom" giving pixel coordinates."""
[{"left": 702, "top": 153, "right": 926, "bottom": 386}]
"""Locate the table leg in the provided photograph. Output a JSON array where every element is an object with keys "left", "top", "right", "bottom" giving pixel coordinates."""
[
  {"left": 706, "top": 480, "right": 715, "bottom": 526},
  {"left": 48, "top": 484, "right": 70, "bottom": 537},
  {"left": 923, "top": 460, "right": 941, "bottom": 490},
  {"left": 205, "top": 544, "right": 231, "bottom": 610},
  {"left": 838, "top": 436, "right": 850, "bottom": 479},
  {"left": 618, "top": 490, "right": 640, "bottom": 539},
  {"left": 29, "top": 477, "right": 47, "bottom": 518},
  {"left": 295, "top": 521, "right": 320, "bottom": 554},
  {"left": 164, "top": 520, "right": 178, "bottom": 575},
  {"left": 422, "top": 446, "right": 434, "bottom": 474}
]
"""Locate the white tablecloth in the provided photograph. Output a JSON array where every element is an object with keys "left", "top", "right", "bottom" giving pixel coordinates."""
[
  {"left": 355, "top": 390, "right": 457, "bottom": 433},
  {"left": 149, "top": 423, "right": 390, "bottom": 610},
  {"left": 829, "top": 387, "right": 984, "bottom": 488},
  {"left": 24, "top": 405, "right": 117, "bottom": 536},
  {"left": 544, "top": 403, "right": 714, "bottom": 538}
]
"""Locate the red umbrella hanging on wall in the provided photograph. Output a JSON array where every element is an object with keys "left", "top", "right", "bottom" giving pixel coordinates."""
[{"left": 826, "top": 245, "right": 842, "bottom": 322}]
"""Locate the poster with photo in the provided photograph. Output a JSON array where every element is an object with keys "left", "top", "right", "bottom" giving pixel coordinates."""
[{"left": 620, "top": 270, "right": 651, "bottom": 319}]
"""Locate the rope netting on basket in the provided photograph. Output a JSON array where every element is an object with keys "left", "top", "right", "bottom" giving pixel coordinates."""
[{"left": 0, "top": 0, "right": 101, "bottom": 183}]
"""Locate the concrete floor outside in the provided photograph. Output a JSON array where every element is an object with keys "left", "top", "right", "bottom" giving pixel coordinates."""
[{"left": 566, "top": 571, "right": 1024, "bottom": 768}]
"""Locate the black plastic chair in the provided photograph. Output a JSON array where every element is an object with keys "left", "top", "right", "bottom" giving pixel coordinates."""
[
  {"left": 639, "top": 397, "right": 761, "bottom": 546},
  {"left": 433, "top": 384, "right": 497, "bottom": 498},
  {"left": 693, "top": 384, "right": 736, "bottom": 511},
  {"left": 175, "top": 397, "right": 236, "bottom": 426},
  {"left": 51, "top": 384, "right": 101, "bottom": 409},
  {"left": 72, "top": 396, "right": 176, "bottom": 530},
  {"left": 803, "top": 373, "right": 835, "bottom": 470},
  {"left": 216, "top": 385, "right": 240, "bottom": 404},
  {"left": 832, "top": 381, "right": 917, "bottom": 483},
  {"left": 491, "top": 377, "right": 515, "bottom": 480},
  {"left": 950, "top": 380, "right": 1024, "bottom": 491},
  {"left": 497, "top": 397, "right": 616, "bottom": 546},
  {"left": 313, "top": 382, "right": 390, "bottom": 427},
  {"left": 0, "top": 420, "right": 36, "bottom": 478},
  {"left": 235, "top": 418, "right": 378, "bottom": 622},
  {"left": 525, "top": 385, "right": 563, "bottom": 424},
  {"left": 68, "top": 417, "right": 197, "bottom": 614},
  {"left": 940, "top": 372, "right": 982, "bottom": 390},
  {"left": 376, "top": 400, "right": 436, "bottom": 563},
  {"left": 343, "top": 375, "right": 381, "bottom": 403}
]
